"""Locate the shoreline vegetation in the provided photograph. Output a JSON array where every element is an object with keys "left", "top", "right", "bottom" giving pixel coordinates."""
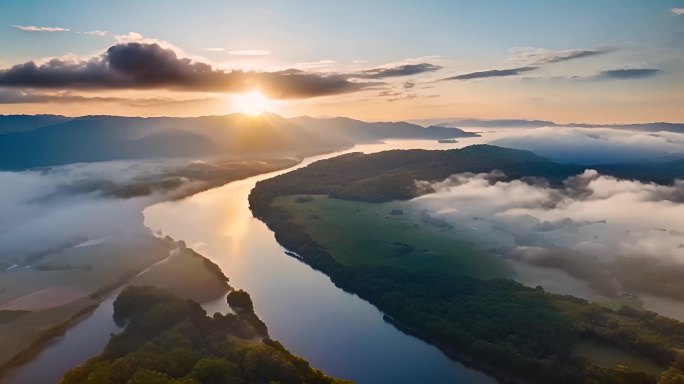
[
  {"left": 0, "top": 157, "right": 303, "bottom": 380},
  {"left": 60, "top": 286, "right": 350, "bottom": 384},
  {"left": 249, "top": 145, "right": 684, "bottom": 384}
]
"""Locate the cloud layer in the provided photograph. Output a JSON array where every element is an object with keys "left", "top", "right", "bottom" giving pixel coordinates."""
[
  {"left": 444, "top": 66, "right": 538, "bottom": 80},
  {"left": 597, "top": 68, "right": 661, "bottom": 79},
  {"left": 490, "top": 126, "right": 684, "bottom": 164},
  {"left": 355, "top": 63, "right": 442, "bottom": 79},
  {"left": 412, "top": 169, "right": 684, "bottom": 301},
  {"left": 11, "top": 25, "right": 70, "bottom": 32},
  {"left": 0, "top": 43, "right": 378, "bottom": 99},
  {"left": 508, "top": 46, "right": 614, "bottom": 65}
]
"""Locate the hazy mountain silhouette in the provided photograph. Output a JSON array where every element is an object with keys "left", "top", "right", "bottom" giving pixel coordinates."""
[
  {"left": 0, "top": 114, "right": 72, "bottom": 133},
  {"left": 434, "top": 118, "right": 684, "bottom": 132},
  {"left": 290, "top": 116, "right": 478, "bottom": 141},
  {"left": 0, "top": 113, "right": 470, "bottom": 170}
]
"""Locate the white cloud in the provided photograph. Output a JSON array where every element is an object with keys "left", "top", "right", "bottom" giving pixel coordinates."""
[
  {"left": 490, "top": 127, "right": 684, "bottom": 164},
  {"left": 112, "top": 31, "right": 211, "bottom": 63},
  {"left": 202, "top": 47, "right": 225, "bottom": 52},
  {"left": 82, "top": 30, "right": 108, "bottom": 36},
  {"left": 672, "top": 8, "right": 684, "bottom": 16},
  {"left": 228, "top": 49, "right": 271, "bottom": 56},
  {"left": 295, "top": 59, "right": 336, "bottom": 69},
  {"left": 413, "top": 170, "right": 684, "bottom": 264},
  {"left": 11, "top": 25, "right": 70, "bottom": 32}
]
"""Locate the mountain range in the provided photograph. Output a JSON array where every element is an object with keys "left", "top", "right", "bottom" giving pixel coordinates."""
[
  {"left": 425, "top": 118, "right": 684, "bottom": 133},
  {"left": 0, "top": 113, "right": 476, "bottom": 170}
]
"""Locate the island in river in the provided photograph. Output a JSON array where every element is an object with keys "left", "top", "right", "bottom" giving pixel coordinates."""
[
  {"left": 60, "top": 285, "right": 349, "bottom": 384},
  {"left": 249, "top": 145, "right": 684, "bottom": 384}
]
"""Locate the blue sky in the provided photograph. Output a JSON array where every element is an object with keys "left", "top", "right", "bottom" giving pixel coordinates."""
[{"left": 0, "top": 0, "right": 682, "bottom": 122}]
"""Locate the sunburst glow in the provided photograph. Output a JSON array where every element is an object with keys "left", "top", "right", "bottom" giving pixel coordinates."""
[{"left": 233, "top": 91, "right": 272, "bottom": 116}]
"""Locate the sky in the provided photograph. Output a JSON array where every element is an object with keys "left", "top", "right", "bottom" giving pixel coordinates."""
[{"left": 0, "top": 0, "right": 683, "bottom": 123}]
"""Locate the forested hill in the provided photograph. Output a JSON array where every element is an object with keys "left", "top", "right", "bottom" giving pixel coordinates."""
[
  {"left": 250, "top": 144, "right": 683, "bottom": 206},
  {"left": 61, "top": 286, "right": 349, "bottom": 384},
  {"left": 252, "top": 145, "right": 583, "bottom": 204},
  {"left": 248, "top": 145, "right": 684, "bottom": 383},
  {"left": 0, "top": 113, "right": 471, "bottom": 170}
]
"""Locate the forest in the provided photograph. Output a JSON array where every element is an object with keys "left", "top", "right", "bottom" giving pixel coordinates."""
[
  {"left": 60, "top": 286, "right": 348, "bottom": 384},
  {"left": 249, "top": 145, "right": 684, "bottom": 384}
]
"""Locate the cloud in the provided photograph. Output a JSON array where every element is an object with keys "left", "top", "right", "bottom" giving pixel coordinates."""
[
  {"left": 202, "top": 47, "right": 225, "bottom": 52},
  {"left": 0, "top": 42, "right": 377, "bottom": 99},
  {"left": 508, "top": 46, "right": 614, "bottom": 65},
  {"left": 11, "top": 25, "right": 70, "bottom": 32},
  {"left": 378, "top": 90, "right": 402, "bottom": 97},
  {"left": 114, "top": 32, "right": 143, "bottom": 42},
  {"left": 672, "top": 8, "right": 684, "bottom": 16},
  {"left": 357, "top": 63, "right": 442, "bottom": 79},
  {"left": 443, "top": 66, "right": 538, "bottom": 80},
  {"left": 82, "top": 30, "right": 107, "bottom": 36},
  {"left": 0, "top": 88, "right": 214, "bottom": 106},
  {"left": 354, "top": 63, "right": 442, "bottom": 79},
  {"left": 387, "top": 93, "right": 418, "bottom": 102},
  {"left": 0, "top": 158, "right": 222, "bottom": 262},
  {"left": 295, "top": 60, "right": 336, "bottom": 69},
  {"left": 596, "top": 68, "right": 661, "bottom": 79},
  {"left": 403, "top": 81, "right": 415, "bottom": 89},
  {"left": 411, "top": 169, "right": 684, "bottom": 300},
  {"left": 490, "top": 126, "right": 684, "bottom": 164},
  {"left": 228, "top": 49, "right": 270, "bottom": 56},
  {"left": 0, "top": 164, "right": 156, "bottom": 260}
]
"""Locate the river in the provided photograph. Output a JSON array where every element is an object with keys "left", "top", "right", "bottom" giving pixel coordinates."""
[{"left": 3, "top": 138, "right": 495, "bottom": 384}]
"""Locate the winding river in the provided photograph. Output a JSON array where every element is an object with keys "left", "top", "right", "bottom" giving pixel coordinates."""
[{"left": 4, "top": 139, "right": 496, "bottom": 384}]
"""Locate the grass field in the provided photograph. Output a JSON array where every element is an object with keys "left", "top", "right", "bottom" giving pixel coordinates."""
[
  {"left": 131, "top": 242, "right": 230, "bottom": 303},
  {"left": 274, "top": 195, "right": 511, "bottom": 279},
  {"left": 0, "top": 235, "right": 170, "bottom": 370}
]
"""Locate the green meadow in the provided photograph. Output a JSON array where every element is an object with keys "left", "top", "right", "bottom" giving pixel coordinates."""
[{"left": 274, "top": 195, "right": 511, "bottom": 279}]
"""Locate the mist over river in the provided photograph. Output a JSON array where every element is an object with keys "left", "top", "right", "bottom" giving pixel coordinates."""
[
  {"left": 7, "top": 132, "right": 681, "bottom": 383},
  {"left": 142, "top": 139, "right": 495, "bottom": 384},
  {"left": 2, "top": 138, "right": 496, "bottom": 384}
]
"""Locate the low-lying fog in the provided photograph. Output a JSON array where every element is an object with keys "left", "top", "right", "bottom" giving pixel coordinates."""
[
  {"left": 0, "top": 158, "right": 209, "bottom": 265},
  {"left": 486, "top": 126, "right": 684, "bottom": 164},
  {"left": 2, "top": 124, "right": 683, "bottom": 319},
  {"left": 411, "top": 163, "right": 684, "bottom": 312}
]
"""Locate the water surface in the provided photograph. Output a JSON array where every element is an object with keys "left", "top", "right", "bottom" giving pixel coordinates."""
[
  {"left": 4, "top": 139, "right": 495, "bottom": 384},
  {"left": 143, "top": 139, "right": 495, "bottom": 383}
]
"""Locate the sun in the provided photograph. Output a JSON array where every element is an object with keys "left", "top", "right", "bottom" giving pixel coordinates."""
[{"left": 233, "top": 91, "right": 272, "bottom": 116}]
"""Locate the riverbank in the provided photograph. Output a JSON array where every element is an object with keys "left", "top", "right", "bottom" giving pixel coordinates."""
[
  {"left": 248, "top": 148, "right": 684, "bottom": 383},
  {"left": 0, "top": 156, "right": 305, "bottom": 382},
  {"left": 0, "top": 235, "right": 232, "bottom": 380},
  {"left": 143, "top": 139, "right": 497, "bottom": 384}
]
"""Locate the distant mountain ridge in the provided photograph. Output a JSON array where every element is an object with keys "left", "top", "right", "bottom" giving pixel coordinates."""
[
  {"left": 430, "top": 118, "right": 684, "bottom": 133},
  {"left": 0, "top": 113, "right": 472, "bottom": 170}
]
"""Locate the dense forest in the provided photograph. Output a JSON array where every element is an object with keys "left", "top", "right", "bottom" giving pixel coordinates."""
[
  {"left": 250, "top": 145, "right": 681, "bottom": 205},
  {"left": 60, "top": 286, "right": 348, "bottom": 384},
  {"left": 249, "top": 145, "right": 684, "bottom": 384}
]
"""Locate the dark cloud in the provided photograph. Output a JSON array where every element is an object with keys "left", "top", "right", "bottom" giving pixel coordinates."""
[
  {"left": 378, "top": 90, "right": 402, "bottom": 97},
  {"left": 508, "top": 47, "right": 615, "bottom": 65},
  {"left": 0, "top": 43, "right": 377, "bottom": 99},
  {"left": 596, "top": 68, "right": 661, "bottom": 80},
  {"left": 534, "top": 48, "right": 613, "bottom": 64},
  {"left": 443, "top": 66, "right": 538, "bottom": 80},
  {"left": 354, "top": 63, "right": 441, "bottom": 79},
  {"left": 0, "top": 89, "right": 213, "bottom": 106}
]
